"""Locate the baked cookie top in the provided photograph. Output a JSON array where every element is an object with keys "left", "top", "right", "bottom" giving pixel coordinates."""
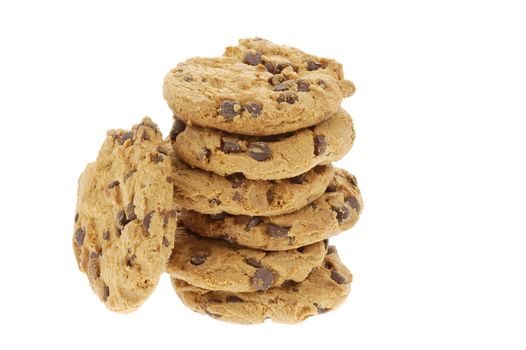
[
  {"left": 172, "top": 246, "right": 351, "bottom": 324},
  {"left": 172, "top": 108, "right": 355, "bottom": 180},
  {"left": 166, "top": 227, "right": 326, "bottom": 293},
  {"left": 163, "top": 38, "right": 355, "bottom": 136},
  {"left": 182, "top": 168, "right": 363, "bottom": 251},
  {"left": 73, "top": 118, "right": 177, "bottom": 313}
]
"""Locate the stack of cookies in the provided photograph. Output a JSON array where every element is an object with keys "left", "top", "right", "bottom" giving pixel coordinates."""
[{"left": 164, "top": 38, "right": 363, "bottom": 323}]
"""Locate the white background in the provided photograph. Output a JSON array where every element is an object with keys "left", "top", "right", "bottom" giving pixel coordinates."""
[{"left": 1, "top": 0, "right": 525, "bottom": 349}]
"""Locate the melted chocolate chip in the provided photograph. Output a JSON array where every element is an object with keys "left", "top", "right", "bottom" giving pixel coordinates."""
[
  {"left": 209, "top": 212, "right": 228, "bottom": 221},
  {"left": 244, "top": 51, "right": 261, "bottom": 66},
  {"left": 119, "top": 132, "right": 134, "bottom": 145},
  {"left": 143, "top": 211, "right": 154, "bottom": 233},
  {"left": 126, "top": 202, "right": 137, "bottom": 221},
  {"left": 252, "top": 268, "right": 275, "bottom": 291},
  {"left": 75, "top": 228, "right": 85, "bottom": 246},
  {"left": 289, "top": 174, "right": 306, "bottom": 184},
  {"left": 296, "top": 79, "right": 310, "bottom": 92},
  {"left": 267, "top": 224, "right": 290, "bottom": 238},
  {"left": 248, "top": 142, "right": 271, "bottom": 161},
  {"left": 102, "top": 231, "right": 110, "bottom": 240},
  {"left": 245, "top": 102, "right": 263, "bottom": 118},
  {"left": 245, "top": 257, "right": 262, "bottom": 268},
  {"left": 266, "top": 189, "right": 274, "bottom": 204},
  {"left": 332, "top": 205, "right": 350, "bottom": 223},
  {"left": 330, "top": 270, "right": 348, "bottom": 284},
  {"left": 346, "top": 196, "right": 361, "bottom": 212},
  {"left": 219, "top": 101, "right": 241, "bottom": 120},
  {"left": 220, "top": 139, "right": 243, "bottom": 153},
  {"left": 226, "top": 173, "right": 246, "bottom": 188},
  {"left": 226, "top": 295, "right": 244, "bottom": 303},
  {"left": 245, "top": 217, "right": 263, "bottom": 231},
  {"left": 306, "top": 60, "right": 324, "bottom": 71},
  {"left": 116, "top": 210, "right": 129, "bottom": 227},
  {"left": 162, "top": 236, "right": 170, "bottom": 247},
  {"left": 108, "top": 180, "right": 120, "bottom": 189},
  {"left": 314, "top": 135, "right": 327, "bottom": 156},
  {"left": 190, "top": 255, "right": 207, "bottom": 265}
]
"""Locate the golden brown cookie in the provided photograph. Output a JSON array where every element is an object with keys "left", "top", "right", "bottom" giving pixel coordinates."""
[
  {"left": 163, "top": 38, "right": 355, "bottom": 136},
  {"left": 73, "top": 118, "right": 177, "bottom": 313},
  {"left": 172, "top": 246, "right": 351, "bottom": 324},
  {"left": 171, "top": 108, "right": 354, "bottom": 180},
  {"left": 166, "top": 227, "right": 326, "bottom": 292},
  {"left": 181, "top": 168, "right": 362, "bottom": 251},
  {"left": 171, "top": 155, "right": 334, "bottom": 215}
]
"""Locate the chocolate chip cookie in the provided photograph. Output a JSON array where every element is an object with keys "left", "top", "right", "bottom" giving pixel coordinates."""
[
  {"left": 181, "top": 168, "right": 362, "bottom": 251},
  {"left": 171, "top": 246, "right": 351, "bottom": 324},
  {"left": 166, "top": 227, "right": 326, "bottom": 292},
  {"left": 73, "top": 118, "right": 177, "bottom": 313},
  {"left": 172, "top": 155, "right": 334, "bottom": 215},
  {"left": 172, "top": 108, "right": 354, "bottom": 180},
  {"left": 163, "top": 38, "right": 355, "bottom": 136}
]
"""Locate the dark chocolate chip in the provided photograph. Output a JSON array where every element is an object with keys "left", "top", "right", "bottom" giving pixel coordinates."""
[
  {"left": 274, "top": 62, "right": 292, "bottom": 74},
  {"left": 126, "top": 202, "right": 137, "bottom": 221},
  {"left": 245, "top": 102, "right": 263, "bottom": 118},
  {"left": 116, "top": 210, "right": 129, "bottom": 227},
  {"left": 119, "top": 132, "right": 134, "bottom": 145},
  {"left": 103, "top": 285, "right": 110, "bottom": 301},
  {"left": 162, "top": 236, "right": 170, "bottom": 247},
  {"left": 267, "top": 224, "right": 290, "bottom": 238},
  {"left": 245, "top": 217, "right": 263, "bottom": 231},
  {"left": 219, "top": 101, "right": 241, "bottom": 120},
  {"left": 266, "top": 189, "right": 274, "bottom": 204},
  {"left": 245, "top": 257, "right": 262, "bottom": 268},
  {"left": 268, "top": 74, "right": 287, "bottom": 86},
  {"left": 126, "top": 254, "right": 137, "bottom": 267},
  {"left": 306, "top": 60, "right": 324, "bottom": 71},
  {"left": 332, "top": 205, "right": 350, "bottom": 223},
  {"left": 143, "top": 211, "right": 154, "bottom": 233},
  {"left": 297, "top": 246, "right": 306, "bottom": 253},
  {"left": 208, "top": 297, "right": 223, "bottom": 304},
  {"left": 153, "top": 154, "right": 164, "bottom": 163},
  {"left": 74, "top": 212, "right": 79, "bottom": 223},
  {"left": 226, "top": 173, "right": 246, "bottom": 188},
  {"left": 115, "top": 227, "right": 122, "bottom": 237},
  {"left": 170, "top": 118, "right": 186, "bottom": 141},
  {"left": 209, "top": 212, "right": 228, "bottom": 221},
  {"left": 289, "top": 174, "right": 306, "bottom": 184},
  {"left": 345, "top": 196, "right": 361, "bottom": 212},
  {"left": 296, "top": 79, "right": 310, "bottom": 92},
  {"left": 157, "top": 147, "right": 169, "bottom": 156},
  {"left": 313, "top": 165, "right": 326, "bottom": 174},
  {"left": 324, "top": 261, "right": 334, "bottom": 270},
  {"left": 226, "top": 295, "right": 244, "bottom": 303},
  {"left": 232, "top": 192, "right": 241, "bottom": 202},
  {"left": 244, "top": 51, "right": 262, "bottom": 66},
  {"left": 162, "top": 209, "right": 178, "bottom": 226},
  {"left": 277, "top": 92, "right": 298, "bottom": 104},
  {"left": 108, "top": 180, "right": 120, "bottom": 189},
  {"left": 330, "top": 270, "right": 348, "bottom": 284},
  {"left": 314, "top": 135, "right": 327, "bottom": 156},
  {"left": 209, "top": 198, "right": 221, "bottom": 206},
  {"left": 325, "top": 183, "right": 337, "bottom": 192},
  {"left": 102, "top": 231, "right": 110, "bottom": 240},
  {"left": 201, "top": 148, "right": 212, "bottom": 161},
  {"left": 273, "top": 82, "right": 290, "bottom": 91},
  {"left": 190, "top": 255, "right": 207, "bottom": 266},
  {"left": 248, "top": 142, "right": 271, "bottom": 161},
  {"left": 220, "top": 139, "right": 243, "bottom": 153},
  {"left": 264, "top": 61, "right": 275, "bottom": 73},
  {"left": 327, "top": 246, "right": 337, "bottom": 254},
  {"left": 315, "top": 304, "right": 331, "bottom": 314},
  {"left": 252, "top": 268, "right": 275, "bottom": 291},
  {"left": 222, "top": 235, "right": 237, "bottom": 244}
]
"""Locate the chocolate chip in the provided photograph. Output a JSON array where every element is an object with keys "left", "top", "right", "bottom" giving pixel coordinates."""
[
  {"left": 220, "top": 139, "right": 243, "bottom": 153},
  {"left": 277, "top": 92, "right": 298, "bottom": 104},
  {"left": 274, "top": 62, "right": 292, "bottom": 74},
  {"left": 208, "top": 297, "right": 223, "bottom": 304},
  {"left": 103, "top": 285, "right": 110, "bottom": 301},
  {"left": 143, "top": 211, "right": 154, "bottom": 233},
  {"left": 315, "top": 304, "right": 331, "bottom": 314},
  {"left": 327, "top": 246, "right": 337, "bottom": 254},
  {"left": 219, "top": 101, "right": 241, "bottom": 120},
  {"left": 346, "top": 196, "right": 361, "bottom": 212},
  {"left": 288, "top": 236, "right": 296, "bottom": 245},
  {"left": 324, "top": 261, "right": 334, "bottom": 270},
  {"left": 266, "top": 189, "right": 274, "bottom": 204},
  {"left": 248, "top": 142, "right": 271, "bottom": 161},
  {"left": 314, "top": 135, "right": 327, "bottom": 156},
  {"left": 90, "top": 251, "right": 98, "bottom": 259},
  {"left": 209, "top": 198, "right": 221, "bottom": 206},
  {"left": 163, "top": 209, "right": 178, "bottom": 226},
  {"left": 170, "top": 118, "right": 186, "bottom": 141},
  {"left": 267, "top": 224, "right": 290, "bottom": 238},
  {"left": 332, "top": 205, "right": 350, "bottom": 223},
  {"left": 273, "top": 82, "right": 290, "bottom": 91},
  {"left": 108, "top": 180, "right": 120, "bottom": 189},
  {"left": 153, "top": 154, "right": 164, "bottom": 163},
  {"left": 140, "top": 131, "right": 150, "bottom": 142},
  {"left": 330, "top": 270, "right": 348, "bottom": 284},
  {"left": 325, "top": 183, "right": 337, "bottom": 193},
  {"left": 183, "top": 76, "right": 193, "bottom": 82},
  {"left": 126, "top": 202, "right": 137, "bottom": 221},
  {"left": 297, "top": 246, "right": 306, "bottom": 253},
  {"left": 289, "top": 174, "right": 306, "bottom": 184},
  {"left": 264, "top": 61, "right": 275, "bottom": 73},
  {"left": 313, "top": 165, "right": 326, "bottom": 174},
  {"left": 296, "top": 79, "right": 310, "bottom": 92},
  {"left": 162, "top": 236, "right": 170, "bottom": 247},
  {"left": 166, "top": 176, "right": 173, "bottom": 183},
  {"left": 190, "top": 255, "right": 207, "bottom": 265},
  {"left": 126, "top": 254, "right": 136, "bottom": 267},
  {"left": 102, "top": 231, "right": 110, "bottom": 240},
  {"left": 201, "top": 148, "right": 211, "bottom": 161},
  {"left": 74, "top": 212, "right": 79, "bottom": 223},
  {"left": 317, "top": 79, "right": 327, "bottom": 88},
  {"left": 119, "top": 132, "right": 134, "bottom": 145},
  {"left": 268, "top": 74, "right": 287, "bottom": 85},
  {"left": 244, "top": 51, "right": 261, "bottom": 66},
  {"left": 245, "top": 217, "right": 263, "bottom": 231},
  {"left": 306, "top": 60, "right": 324, "bottom": 71},
  {"left": 245, "top": 257, "right": 262, "bottom": 268},
  {"left": 158, "top": 147, "right": 169, "bottom": 155},
  {"left": 232, "top": 192, "right": 241, "bottom": 202},
  {"left": 323, "top": 239, "right": 329, "bottom": 250},
  {"left": 245, "top": 102, "right": 263, "bottom": 118},
  {"left": 116, "top": 210, "right": 129, "bottom": 227},
  {"left": 115, "top": 227, "right": 122, "bottom": 237},
  {"left": 226, "top": 295, "right": 244, "bottom": 303},
  {"left": 209, "top": 212, "right": 228, "bottom": 220},
  {"left": 252, "top": 268, "right": 275, "bottom": 291},
  {"left": 226, "top": 173, "right": 246, "bottom": 188}
]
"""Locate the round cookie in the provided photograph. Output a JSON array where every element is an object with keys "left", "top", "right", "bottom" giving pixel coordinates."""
[
  {"left": 171, "top": 108, "right": 354, "bottom": 180},
  {"left": 171, "top": 246, "right": 351, "bottom": 324},
  {"left": 73, "top": 118, "right": 177, "bottom": 313},
  {"left": 171, "top": 155, "right": 334, "bottom": 216},
  {"left": 163, "top": 38, "right": 355, "bottom": 136},
  {"left": 166, "top": 227, "right": 326, "bottom": 293},
  {"left": 181, "top": 168, "right": 362, "bottom": 251}
]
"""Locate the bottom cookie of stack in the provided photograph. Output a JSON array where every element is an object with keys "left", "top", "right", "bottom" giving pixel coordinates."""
[{"left": 170, "top": 247, "right": 351, "bottom": 324}]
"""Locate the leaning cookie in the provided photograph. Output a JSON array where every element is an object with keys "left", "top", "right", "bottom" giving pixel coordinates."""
[
  {"left": 171, "top": 108, "right": 354, "bottom": 180},
  {"left": 163, "top": 38, "right": 354, "bottom": 136},
  {"left": 172, "top": 246, "right": 351, "bottom": 324},
  {"left": 73, "top": 118, "right": 177, "bottom": 313},
  {"left": 182, "top": 168, "right": 362, "bottom": 251},
  {"left": 171, "top": 155, "right": 334, "bottom": 216},
  {"left": 166, "top": 227, "right": 326, "bottom": 293}
]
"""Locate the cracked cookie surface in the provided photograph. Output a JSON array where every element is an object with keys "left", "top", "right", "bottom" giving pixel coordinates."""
[
  {"left": 182, "top": 168, "right": 362, "bottom": 251},
  {"left": 163, "top": 38, "right": 354, "bottom": 136},
  {"left": 73, "top": 118, "right": 177, "bottom": 313},
  {"left": 166, "top": 227, "right": 326, "bottom": 292},
  {"left": 172, "top": 108, "right": 354, "bottom": 180},
  {"left": 172, "top": 247, "right": 351, "bottom": 324}
]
